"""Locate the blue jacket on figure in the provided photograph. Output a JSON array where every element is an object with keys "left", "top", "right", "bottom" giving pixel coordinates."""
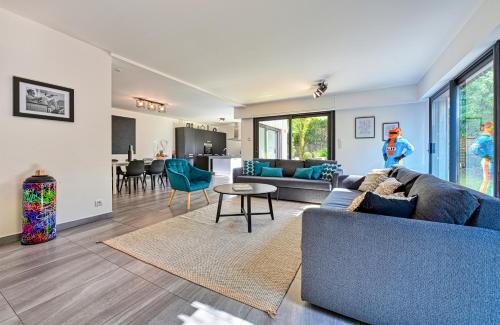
[{"left": 382, "top": 128, "right": 415, "bottom": 168}]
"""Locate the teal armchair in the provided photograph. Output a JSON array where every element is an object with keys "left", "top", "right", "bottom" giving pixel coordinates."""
[{"left": 165, "top": 159, "right": 212, "bottom": 209}]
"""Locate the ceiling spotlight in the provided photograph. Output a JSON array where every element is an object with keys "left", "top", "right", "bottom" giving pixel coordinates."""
[
  {"left": 313, "top": 81, "right": 328, "bottom": 99},
  {"left": 136, "top": 98, "right": 144, "bottom": 107}
]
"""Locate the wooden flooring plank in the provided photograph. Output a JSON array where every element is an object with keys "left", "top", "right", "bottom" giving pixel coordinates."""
[{"left": 0, "top": 294, "right": 17, "bottom": 323}]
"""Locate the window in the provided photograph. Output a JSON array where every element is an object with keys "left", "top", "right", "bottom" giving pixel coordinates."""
[
  {"left": 254, "top": 112, "right": 334, "bottom": 160},
  {"left": 291, "top": 115, "right": 329, "bottom": 160},
  {"left": 457, "top": 61, "right": 495, "bottom": 195},
  {"left": 430, "top": 89, "right": 450, "bottom": 180},
  {"left": 258, "top": 119, "right": 289, "bottom": 159},
  {"left": 429, "top": 41, "right": 499, "bottom": 197}
]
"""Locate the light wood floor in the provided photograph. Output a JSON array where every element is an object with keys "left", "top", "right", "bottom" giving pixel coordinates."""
[{"left": 0, "top": 175, "right": 361, "bottom": 325}]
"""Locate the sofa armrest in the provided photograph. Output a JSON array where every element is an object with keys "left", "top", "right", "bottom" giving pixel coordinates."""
[
  {"left": 330, "top": 171, "right": 341, "bottom": 188},
  {"left": 232, "top": 167, "right": 243, "bottom": 180},
  {"left": 340, "top": 174, "right": 365, "bottom": 189},
  {"left": 301, "top": 207, "right": 500, "bottom": 324},
  {"left": 190, "top": 165, "right": 212, "bottom": 183}
]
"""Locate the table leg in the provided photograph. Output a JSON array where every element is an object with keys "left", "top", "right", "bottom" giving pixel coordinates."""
[
  {"left": 216, "top": 193, "right": 223, "bottom": 223},
  {"left": 240, "top": 195, "right": 244, "bottom": 213},
  {"left": 112, "top": 164, "right": 117, "bottom": 194},
  {"left": 267, "top": 193, "right": 274, "bottom": 220},
  {"left": 247, "top": 195, "right": 252, "bottom": 233}
]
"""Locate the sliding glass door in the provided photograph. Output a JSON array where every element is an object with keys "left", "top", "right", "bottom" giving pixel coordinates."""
[
  {"left": 258, "top": 119, "right": 289, "bottom": 159},
  {"left": 457, "top": 61, "right": 495, "bottom": 195},
  {"left": 429, "top": 41, "right": 499, "bottom": 197},
  {"left": 254, "top": 111, "right": 334, "bottom": 160},
  {"left": 430, "top": 90, "right": 450, "bottom": 180}
]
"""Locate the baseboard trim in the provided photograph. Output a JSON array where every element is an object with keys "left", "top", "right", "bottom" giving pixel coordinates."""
[
  {"left": 58, "top": 212, "right": 113, "bottom": 231},
  {"left": 0, "top": 233, "right": 21, "bottom": 246},
  {"left": 0, "top": 212, "right": 113, "bottom": 246}
]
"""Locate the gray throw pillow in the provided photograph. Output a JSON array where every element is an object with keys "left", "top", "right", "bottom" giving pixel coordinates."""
[{"left": 409, "top": 174, "right": 480, "bottom": 225}]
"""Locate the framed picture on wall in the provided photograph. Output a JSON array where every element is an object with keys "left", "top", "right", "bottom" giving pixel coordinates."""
[
  {"left": 13, "top": 76, "right": 74, "bottom": 122},
  {"left": 382, "top": 122, "right": 400, "bottom": 141},
  {"left": 355, "top": 116, "right": 375, "bottom": 139}
]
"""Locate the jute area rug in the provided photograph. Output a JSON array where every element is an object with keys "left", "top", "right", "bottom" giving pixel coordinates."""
[{"left": 103, "top": 197, "right": 312, "bottom": 316}]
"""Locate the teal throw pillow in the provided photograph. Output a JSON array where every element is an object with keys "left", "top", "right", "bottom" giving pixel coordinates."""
[
  {"left": 254, "top": 161, "right": 271, "bottom": 176},
  {"left": 261, "top": 167, "right": 283, "bottom": 177},
  {"left": 242, "top": 160, "right": 255, "bottom": 176},
  {"left": 311, "top": 165, "right": 323, "bottom": 180},
  {"left": 294, "top": 167, "right": 313, "bottom": 179},
  {"left": 320, "top": 163, "right": 337, "bottom": 181}
]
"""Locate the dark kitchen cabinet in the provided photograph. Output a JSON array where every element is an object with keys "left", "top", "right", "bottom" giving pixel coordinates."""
[{"left": 175, "top": 127, "right": 227, "bottom": 157}]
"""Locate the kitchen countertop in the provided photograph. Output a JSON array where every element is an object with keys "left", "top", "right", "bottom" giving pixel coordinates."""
[{"left": 208, "top": 155, "right": 241, "bottom": 159}]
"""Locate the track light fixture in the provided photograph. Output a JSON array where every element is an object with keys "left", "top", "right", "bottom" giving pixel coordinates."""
[
  {"left": 313, "top": 81, "right": 328, "bottom": 99},
  {"left": 134, "top": 97, "right": 167, "bottom": 113}
]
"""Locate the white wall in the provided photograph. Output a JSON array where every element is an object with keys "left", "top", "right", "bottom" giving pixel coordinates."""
[
  {"left": 238, "top": 86, "right": 429, "bottom": 175},
  {"left": 418, "top": 0, "right": 500, "bottom": 98},
  {"left": 112, "top": 108, "right": 176, "bottom": 160},
  {"left": 335, "top": 102, "right": 428, "bottom": 175},
  {"left": 0, "top": 9, "right": 112, "bottom": 238}
]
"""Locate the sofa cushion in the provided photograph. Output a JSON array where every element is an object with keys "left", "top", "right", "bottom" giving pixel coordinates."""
[
  {"left": 358, "top": 170, "right": 389, "bottom": 192},
  {"left": 255, "top": 159, "right": 276, "bottom": 168},
  {"left": 320, "top": 163, "right": 338, "bottom": 182},
  {"left": 463, "top": 188, "right": 500, "bottom": 231},
  {"left": 276, "top": 160, "right": 305, "bottom": 177},
  {"left": 321, "top": 188, "right": 362, "bottom": 209},
  {"left": 311, "top": 165, "right": 323, "bottom": 180},
  {"left": 341, "top": 175, "right": 365, "bottom": 190},
  {"left": 408, "top": 174, "right": 480, "bottom": 225},
  {"left": 242, "top": 160, "right": 256, "bottom": 176},
  {"left": 305, "top": 159, "right": 337, "bottom": 168},
  {"left": 374, "top": 177, "right": 404, "bottom": 195},
  {"left": 254, "top": 161, "right": 270, "bottom": 176},
  {"left": 294, "top": 167, "right": 313, "bottom": 179},
  {"left": 236, "top": 175, "right": 332, "bottom": 191},
  {"left": 353, "top": 191, "right": 418, "bottom": 218},
  {"left": 261, "top": 167, "right": 283, "bottom": 177},
  {"left": 394, "top": 167, "right": 422, "bottom": 195}
]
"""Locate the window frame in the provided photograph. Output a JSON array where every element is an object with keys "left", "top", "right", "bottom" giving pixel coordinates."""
[{"left": 253, "top": 110, "right": 335, "bottom": 160}]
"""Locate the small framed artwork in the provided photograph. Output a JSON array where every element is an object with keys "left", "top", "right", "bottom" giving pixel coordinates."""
[
  {"left": 382, "top": 122, "right": 400, "bottom": 141},
  {"left": 355, "top": 116, "right": 375, "bottom": 139},
  {"left": 13, "top": 76, "right": 74, "bottom": 122}
]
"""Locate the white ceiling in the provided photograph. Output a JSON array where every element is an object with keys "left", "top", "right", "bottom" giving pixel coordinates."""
[
  {"left": 0, "top": 0, "right": 483, "bottom": 117},
  {"left": 112, "top": 57, "right": 235, "bottom": 122}
]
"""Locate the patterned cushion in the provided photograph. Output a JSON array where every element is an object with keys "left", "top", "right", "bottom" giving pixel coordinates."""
[
  {"left": 374, "top": 177, "right": 404, "bottom": 195},
  {"left": 242, "top": 160, "right": 256, "bottom": 176},
  {"left": 320, "top": 163, "right": 338, "bottom": 181},
  {"left": 358, "top": 171, "right": 388, "bottom": 192},
  {"left": 347, "top": 192, "right": 367, "bottom": 212}
]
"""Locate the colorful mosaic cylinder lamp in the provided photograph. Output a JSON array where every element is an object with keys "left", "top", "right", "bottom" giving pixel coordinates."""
[{"left": 22, "top": 170, "right": 56, "bottom": 245}]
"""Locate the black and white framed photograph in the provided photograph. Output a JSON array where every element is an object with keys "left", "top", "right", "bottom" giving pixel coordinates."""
[
  {"left": 13, "top": 76, "right": 74, "bottom": 122},
  {"left": 382, "top": 122, "right": 400, "bottom": 141},
  {"left": 355, "top": 116, "right": 375, "bottom": 139}
]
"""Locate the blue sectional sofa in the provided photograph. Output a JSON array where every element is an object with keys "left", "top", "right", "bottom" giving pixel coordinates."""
[{"left": 301, "top": 167, "right": 500, "bottom": 324}]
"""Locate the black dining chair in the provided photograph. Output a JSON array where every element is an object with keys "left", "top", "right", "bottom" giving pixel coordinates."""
[
  {"left": 144, "top": 160, "right": 165, "bottom": 190},
  {"left": 119, "top": 160, "right": 146, "bottom": 194}
]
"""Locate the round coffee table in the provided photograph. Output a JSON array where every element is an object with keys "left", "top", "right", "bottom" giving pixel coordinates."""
[{"left": 213, "top": 183, "right": 277, "bottom": 233}]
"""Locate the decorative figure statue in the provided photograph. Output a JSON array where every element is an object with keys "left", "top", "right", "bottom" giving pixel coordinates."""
[
  {"left": 470, "top": 121, "right": 494, "bottom": 194},
  {"left": 382, "top": 127, "right": 415, "bottom": 168}
]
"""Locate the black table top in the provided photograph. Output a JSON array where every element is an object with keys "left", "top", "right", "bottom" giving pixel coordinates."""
[{"left": 214, "top": 183, "right": 277, "bottom": 195}]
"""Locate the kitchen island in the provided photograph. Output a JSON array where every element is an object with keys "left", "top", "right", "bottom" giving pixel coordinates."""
[{"left": 208, "top": 156, "right": 241, "bottom": 177}]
